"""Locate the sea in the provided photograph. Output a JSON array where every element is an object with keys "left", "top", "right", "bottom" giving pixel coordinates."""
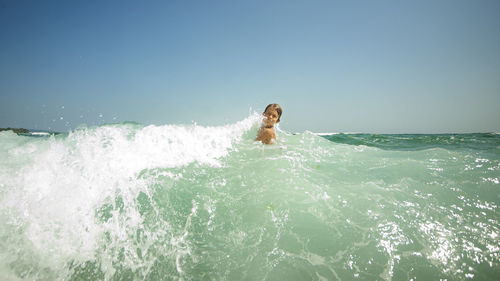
[{"left": 0, "top": 113, "right": 499, "bottom": 281}]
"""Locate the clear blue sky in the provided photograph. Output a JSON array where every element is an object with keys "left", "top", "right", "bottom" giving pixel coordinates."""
[{"left": 1, "top": 0, "right": 499, "bottom": 133}]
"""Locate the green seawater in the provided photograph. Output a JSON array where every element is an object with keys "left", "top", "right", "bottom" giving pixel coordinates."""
[{"left": 0, "top": 119, "right": 499, "bottom": 280}]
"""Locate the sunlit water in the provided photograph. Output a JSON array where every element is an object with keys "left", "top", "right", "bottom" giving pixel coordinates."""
[{"left": 1, "top": 114, "right": 499, "bottom": 280}]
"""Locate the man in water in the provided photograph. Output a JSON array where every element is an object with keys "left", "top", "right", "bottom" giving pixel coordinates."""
[{"left": 256, "top": 103, "right": 282, "bottom": 144}]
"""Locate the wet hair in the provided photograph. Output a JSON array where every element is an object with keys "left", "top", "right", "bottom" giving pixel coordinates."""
[{"left": 263, "top": 103, "right": 282, "bottom": 122}]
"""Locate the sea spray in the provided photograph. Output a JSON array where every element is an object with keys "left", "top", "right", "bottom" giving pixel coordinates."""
[
  {"left": 0, "top": 114, "right": 262, "bottom": 280},
  {"left": 0, "top": 117, "right": 499, "bottom": 280}
]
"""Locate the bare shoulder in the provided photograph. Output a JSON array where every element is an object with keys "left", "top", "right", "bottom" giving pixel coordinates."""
[{"left": 256, "top": 127, "right": 276, "bottom": 144}]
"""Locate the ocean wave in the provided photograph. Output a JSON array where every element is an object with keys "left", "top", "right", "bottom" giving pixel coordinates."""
[{"left": 0, "top": 116, "right": 499, "bottom": 280}]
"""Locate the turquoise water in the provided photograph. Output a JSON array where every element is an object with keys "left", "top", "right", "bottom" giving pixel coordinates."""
[{"left": 0, "top": 115, "right": 499, "bottom": 280}]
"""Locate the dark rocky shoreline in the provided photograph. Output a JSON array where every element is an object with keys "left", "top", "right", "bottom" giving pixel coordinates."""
[
  {"left": 0, "top": 127, "right": 30, "bottom": 134},
  {"left": 0, "top": 128, "right": 61, "bottom": 136}
]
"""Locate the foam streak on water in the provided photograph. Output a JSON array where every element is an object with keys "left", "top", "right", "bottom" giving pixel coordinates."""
[{"left": 0, "top": 119, "right": 499, "bottom": 280}]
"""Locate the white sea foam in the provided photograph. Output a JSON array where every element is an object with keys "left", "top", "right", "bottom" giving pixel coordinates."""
[
  {"left": 314, "top": 132, "right": 341, "bottom": 136},
  {"left": 29, "top": 132, "right": 50, "bottom": 136},
  {"left": 314, "top": 132, "right": 362, "bottom": 136},
  {"left": 0, "top": 113, "right": 262, "bottom": 279}
]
